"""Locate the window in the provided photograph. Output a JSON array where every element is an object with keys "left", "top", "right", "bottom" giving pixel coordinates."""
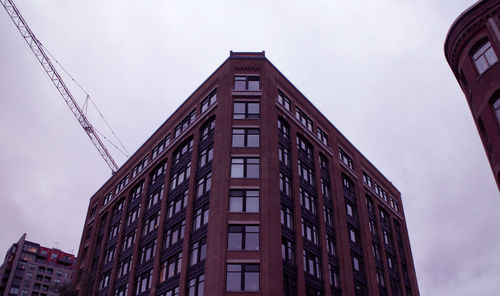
[
  {"left": 135, "top": 269, "right": 153, "bottom": 295},
  {"left": 170, "top": 162, "right": 191, "bottom": 191},
  {"left": 229, "top": 189, "right": 259, "bottom": 213},
  {"left": 114, "top": 175, "right": 129, "bottom": 195},
  {"left": 138, "top": 239, "right": 156, "bottom": 264},
  {"left": 279, "top": 172, "right": 291, "bottom": 196},
  {"left": 112, "top": 199, "right": 124, "bottom": 218},
  {"left": 300, "top": 187, "right": 317, "bottom": 215},
  {"left": 103, "top": 245, "right": 115, "bottom": 264},
  {"left": 365, "top": 195, "right": 374, "bottom": 214},
  {"left": 108, "top": 222, "right": 120, "bottom": 240},
  {"left": 362, "top": 171, "right": 372, "bottom": 188},
  {"left": 339, "top": 147, "right": 353, "bottom": 169},
  {"left": 117, "top": 256, "right": 132, "bottom": 278},
  {"left": 376, "top": 269, "right": 385, "bottom": 287},
  {"left": 296, "top": 135, "right": 313, "bottom": 159},
  {"left": 324, "top": 205, "right": 334, "bottom": 227},
  {"left": 166, "top": 189, "right": 188, "bottom": 218},
  {"left": 150, "top": 162, "right": 167, "bottom": 185},
  {"left": 196, "top": 172, "right": 212, "bottom": 197},
  {"left": 129, "top": 181, "right": 144, "bottom": 203},
  {"left": 103, "top": 191, "right": 113, "bottom": 206},
  {"left": 387, "top": 254, "right": 395, "bottom": 271},
  {"left": 234, "top": 75, "right": 260, "bottom": 91},
  {"left": 200, "top": 118, "right": 216, "bottom": 142},
  {"left": 278, "top": 145, "right": 291, "bottom": 167},
  {"left": 342, "top": 175, "right": 354, "bottom": 194},
  {"left": 352, "top": 254, "right": 361, "bottom": 272},
  {"left": 327, "top": 236, "right": 336, "bottom": 257},
  {"left": 383, "top": 230, "right": 391, "bottom": 246},
  {"left": 228, "top": 225, "right": 259, "bottom": 250},
  {"left": 329, "top": 264, "right": 340, "bottom": 288},
  {"left": 159, "top": 252, "right": 182, "bottom": 281},
  {"left": 190, "top": 237, "right": 207, "bottom": 266},
  {"left": 303, "top": 250, "right": 321, "bottom": 279},
  {"left": 142, "top": 211, "right": 160, "bottom": 237},
  {"left": 232, "top": 128, "right": 259, "bottom": 147},
  {"left": 226, "top": 264, "right": 260, "bottom": 292},
  {"left": 391, "top": 198, "right": 399, "bottom": 212},
  {"left": 281, "top": 237, "right": 295, "bottom": 265},
  {"left": 115, "top": 283, "right": 129, "bottom": 296},
  {"left": 301, "top": 218, "right": 319, "bottom": 245},
  {"left": 187, "top": 274, "right": 204, "bottom": 296},
  {"left": 126, "top": 204, "right": 141, "bottom": 226},
  {"left": 317, "top": 127, "right": 328, "bottom": 145},
  {"left": 373, "top": 243, "right": 381, "bottom": 261},
  {"left": 99, "top": 271, "right": 110, "bottom": 289},
  {"left": 320, "top": 179, "right": 331, "bottom": 199},
  {"left": 192, "top": 203, "right": 209, "bottom": 231},
  {"left": 278, "top": 118, "right": 290, "bottom": 138},
  {"left": 281, "top": 204, "right": 294, "bottom": 230},
  {"left": 233, "top": 101, "right": 260, "bottom": 120},
  {"left": 231, "top": 157, "right": 259, "bottom": 178},
  {"left": 349, "top": 228, "right": 359, "bottom": 244},
  {"left": 174, "top": 110, "right": 196, "bottom": 138},
  {"left": 146, "top": 185, "right": 164, "bottom": 210},
  {"left": 493, "top": 96, "right": 500, "bottom": 124},
  {"left": 298, "top": 160, "right": 314, "bottom": 185},
  {"left": 472, "top": 40, "right": 498, "bottom": 74},
  {"left": 173, "top": 138, "right": 194, "bottom": 165},
  {"left": 277, "top": 90, "right": 291, "bottom": 110},
  {"left": 201, "top": 89, "right": 217, "bottom": 113},
  {"left": 198, "top": 144, "right": 213, "bottom": 168},
  {"left": 346, "top": 202, "right": 356, "bottom": 219},
  {"left": 159, "top": 286, "right": 178, "bottom": 296},
  {"left": 152, "top": 134, "right": 170, "bottom": 159},
  {"left": 369, "top": 219, "right": 377, "bottom": 236},
  {"left": 164, "top": 219, "right": 185, "bottom": 249},
  {"left": 295, "top": 107, "right": 313, "bottom": 132}
]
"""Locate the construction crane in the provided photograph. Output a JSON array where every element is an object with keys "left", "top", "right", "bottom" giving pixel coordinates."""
[{"left": 1, "top": 0, "right": 124, "bottom": 174}]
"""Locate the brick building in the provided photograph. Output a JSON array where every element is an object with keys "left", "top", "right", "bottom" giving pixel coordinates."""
[
  {"left": 0, "top": 234, "right": 76, "bottom": 296},
  {"left": 445, "top": 0, "right": 500, "bottom": 191},
  {"left": 74, "top": 51, "right": 419, "bottom": 296}
]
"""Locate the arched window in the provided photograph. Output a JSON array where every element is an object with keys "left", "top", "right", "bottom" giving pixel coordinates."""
[{"left": 471, "top": 39, "right": 498, "bottom": 74}]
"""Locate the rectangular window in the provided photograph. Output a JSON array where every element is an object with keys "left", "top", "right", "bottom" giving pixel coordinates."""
[
  {"left": 281, "top": 237, "right": 295, "bottom": 265},
  {"left": 327, "top": 235, "right": 336, "bottom": 257},
  {"left": 146, "top": 185, "right": 164, "bottom": 210},
  {"left": 117, "top": 256, "right": 132, "bottom": 278},
  {"left": 126, "top": 204, "right": 141, "bottom": 226},
  {"left": 138, "top": 239, "right": 156, "bottom": 264},
  {"left": 122, "top": 231, "right": 136, "bottom": 252},
  {"left": 103, "top": 245, "right": 115, "bottom": 264},
  {"left": 279, "top": 172, "right": 291, "bottom": 197},
  {"left": 166, "top": 189, "right": 188, "bottom": 218},
  {"left": 298, "top": 160, "right": 314, "bottom": 186},
  {"left": 129, "top": 181, "right": 144, "bottom": 203},
  {"left": 187, "top": 274, "right": 204, "bottom": 296},
  {"left": 277, "top": 90, "right": 291, "bottom": 111},
  {"left": 329, "top": 264, "right": 340, "bottom": 288},
  {"left": 142, "top": 211, "right": 160, "bottom": 237},
  {"left": 352, "top": 254, "right": 361, "bottom": 271},
  {"left": 296, "top": 135, "right": 313, "bottom": 159},
  {"left": 362, "top": 171, "right": 372, "bottom": 188},
  {"left": 115, "top": 283, "right": 129, "bottom": 296},
  {"left": 231, "top": 157, "right": 259, "bottom": 178},
  {"left": 132, "top": 155, "right": 148, "bottom": 178},
  {"left": 324, "top": 205, "right": 334, "bottom": 227},
  {"left": 198, "top": 144, "right": 213, "bottom": 168},
  {"left": 317, "top": 127, "right": 328, "bottom": 145},
  {"left": 472, "top": 40, "right": 498, "bottom": 74},
  {"left": 278, "top": 118, "right": 289, "bottom": 138},
  {"left": 192, "top": 203, "right": 209, "bottom": 231},
  {"left": 303, "top": 250, "right": 321, "bottom": 279},
  {"left": 232, "top": 128, "right": 260, "bottom": 147},
  {"left": 295, "top": 107, "right": 313, "bottom": 132},
  {"left": 233, "top": 102, "right": 260, "bottom": 119},
  {"left": 320, "top": 178, "right": 331, "bottom": 199},
  {"left": 234, "top": 76, "right": 260, "bottom": 91},
  {"left": 196, "top": 172, "right": 212, "bottom": 198},
  {"left": 152, "top": 134, "right": 171, "bottom": 159},
  {"left": 150, "top": 162, "right": 167, "bottom": 186},
  {"left": 174, "top": 110, "right": 196, "bottom": 138},
  {"left": 173, "top": 138, "right": 194, "bottom": 165},
  {"left": 201, "top": 89, "right": 217, "bottom": 113},
  {"left": 200, "top": 118, "right": 216, "bottom": 142},
  {"left": 159, "top": 286, "right": 178, "bottom": 296},
  {"left": 114, "top": 175, "right": 129, "bottom": 195},
  {"left": 281, "top": 204, "right": 294, "bottom": 230},
  {"left": 159, "top": 251, "right": 182, "bottom": 281},
  {"left": 300, "top": 187, "right": 317, "bottom": 215},
  {"left": 228, "top": 225, "right": 259, "bottom": 250},
  {"left": 190, "top": 237, "right": 207, "bottom": 266},
  {"left": 319, "top": 154, "right": 329, "bottom": 173},
  {"left": 164, "top": 219, "right": 185, "bottom": 249},
  {"left": 170, "top": 162, "right": 191, "bottom": 191},
  {"left": 108, "top": 222, "right": 120, "bottom": 240},
  {"left": 226, "top": 264, "right": 260, "bottom": 291},
  {"left": 135, "top": 269, "right": 153, "bottom": 295},
  {"left": 278, "top": 145, "right": 291, "bottom": 167},
  {"left": 339, "top": 147, "right": 353, "bottom": 169},
  {"left": 229, "top": 189, "right": 259, "bottom": 213},
  {"left": 301, "top": 218, "right": 319, "bottom": 245}
]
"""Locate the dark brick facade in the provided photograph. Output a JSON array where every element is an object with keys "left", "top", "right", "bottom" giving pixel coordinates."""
[
  {"left": 445, "top": 0, "right": 500, "bottom": 192},
  {"left": 74, "top": 51, "right": 419, "bottom": 296}
]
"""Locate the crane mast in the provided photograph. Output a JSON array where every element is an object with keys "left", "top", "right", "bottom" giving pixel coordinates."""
[{"left": 1, "top": 0, "right": 119, "bottom": 173}]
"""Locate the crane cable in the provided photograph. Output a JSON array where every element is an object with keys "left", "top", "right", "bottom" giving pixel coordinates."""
[{"left": 42, "top": 44, "right": 130, "bottom": 158}]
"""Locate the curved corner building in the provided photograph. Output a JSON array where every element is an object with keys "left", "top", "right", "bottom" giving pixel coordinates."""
[{"left": 445, "top": 0, "right": 500, "bottom": 192}]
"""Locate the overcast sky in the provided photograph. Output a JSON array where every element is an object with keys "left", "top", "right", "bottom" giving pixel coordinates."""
[{"left": 0, "top": 0, "right": 498, "bottom": 295}]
